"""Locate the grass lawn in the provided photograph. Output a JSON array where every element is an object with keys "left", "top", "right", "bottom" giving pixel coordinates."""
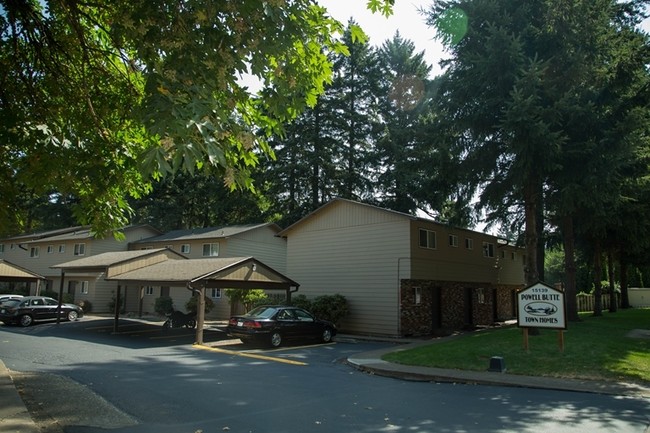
[{"left": 383, "top": 308, "right": 650, "bottom": 384}]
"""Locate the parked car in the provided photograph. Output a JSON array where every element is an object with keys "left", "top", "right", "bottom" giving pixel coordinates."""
[
  {"left": 0, "top": 296, "right": 83, "bottom": 327},
  {"left": 0, "top": 294, "right": 23, "bottom": 305},
  {"left": 227, "top": 305, "right": 337, "bottom": 347}
]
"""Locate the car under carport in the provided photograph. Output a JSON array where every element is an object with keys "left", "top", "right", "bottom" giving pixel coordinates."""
[{"left": 52, "top": 249, "right": 299, "bottom": 344}]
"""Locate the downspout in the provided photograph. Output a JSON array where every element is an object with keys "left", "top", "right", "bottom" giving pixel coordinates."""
[{"left": 287, "top": 284, "right": 299, "bottom": 303}]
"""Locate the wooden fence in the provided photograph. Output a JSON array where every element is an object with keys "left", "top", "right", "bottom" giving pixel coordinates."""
[{"left": 576, "top": 293, "right": 620, "bottom": 312}]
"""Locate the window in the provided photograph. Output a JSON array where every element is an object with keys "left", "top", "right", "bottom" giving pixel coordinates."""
[
  {"left": 0, "top": 244, "right": 4, "bottom": 253},
  {"left": 58, "top": 244, "right": 65, "bottom": 253},
  {"left": 181, "top": 244, "right": 191, "bottom": 254},
  {"left": 145, "top": 286, "right": 154, "bottom": 296},
  {"left": 501, "top": 250, "right": 506, "bottom": 259},
  {"left": 210, "top": 288, "right": 222, "bottom": 299},
  {"left": 511, "top": 252, "right": 516, "bottom": 260},
  {"left": 47, "top": 245, "right": 54, "bottom": 254},
  {"left": 414, "top": 287, "right": 422, "bottom": 305},
  {"left": 482, "top": 242, "right": 495, "bottom": 257},
  {"left": 418, "top": 229, "right": 436, "bottom": 249},
  {"left": 74, "top": 243, "right": 86, "bottom": 256},
  {"left": 30, "top": 247, "right": 39, "bottom": 258},
  {"left": 448, "top": 234, "right": 458, "bottom": 247},
  {"left": 80, "top": 281, "right": 89, "bottom": 294},
  {"left": 465, "top": 238, "right": 473, "bottom": 250},
  {"left": 202, "top": 243, "right": 219, "bottom": 257}
]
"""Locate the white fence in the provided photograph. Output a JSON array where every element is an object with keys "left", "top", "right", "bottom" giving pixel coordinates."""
[{"left": 576, "top": 293, "right": 619, "bottom": 312}]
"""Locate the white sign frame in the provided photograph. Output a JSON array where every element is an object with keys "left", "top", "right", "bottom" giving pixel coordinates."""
[{"left": 517, "top": 282, "right": 566, "bottom": 329}]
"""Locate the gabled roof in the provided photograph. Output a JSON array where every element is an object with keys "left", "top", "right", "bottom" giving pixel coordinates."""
[
  {"left": 131, "top": 223, "right": 281, "bottom": 244},
  {"left": 17, "top": 224, "right": 162, "bottom": 244},
  {"left": 0, "top": 259, "right": 46, "bottom": 281},
  {"left": 277, "top": 198, "right": 417, "bottom": 237},
  {"left": 51, "top": 248, "right": 186, "bottom": 270},
  {"left": 0, "top": 226, "right": 88, "bottom": 242},
  {"left": 106, "top": 256, "right": 299, "bottom": 289}
]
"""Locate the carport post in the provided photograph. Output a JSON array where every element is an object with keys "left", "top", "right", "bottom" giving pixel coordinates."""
[
  {"left": 113, "top": 285, "right": 121, "bottom": 333},
  {"left": 195, "top": 285, "right": 206, "bottom": 345},
  {"left": 56, "top": 270, "right": 65, "bottom": 324}
]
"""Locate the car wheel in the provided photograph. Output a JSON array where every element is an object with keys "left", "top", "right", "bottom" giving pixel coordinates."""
[
  {"left": 67, "top": 310, "right": 79, "bottom": 321},
  {"left": 270, "top": 331, "right": 282, "bottom": 348},
  {"left": 322, "top": 328, "right": 333, "bottom": 343},
  {"left": 19, "top": 315, "right": 33, "bottom": 327}
]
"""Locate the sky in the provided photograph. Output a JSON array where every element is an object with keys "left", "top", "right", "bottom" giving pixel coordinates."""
[{"left": 318, "top": 0, "right": 447, "bottom": 77}]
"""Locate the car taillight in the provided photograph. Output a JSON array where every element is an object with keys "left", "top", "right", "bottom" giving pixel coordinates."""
[
  {"left": 228, "top": 318, "right": 238, "bottom": 326},
  {"left": 244, "top": 321, "right": 261, "bottom": 329}
]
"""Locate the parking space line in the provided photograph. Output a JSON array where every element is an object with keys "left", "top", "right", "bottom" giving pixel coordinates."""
[{"left": 194, "top": 344, "right": 308, "bottom": 366}]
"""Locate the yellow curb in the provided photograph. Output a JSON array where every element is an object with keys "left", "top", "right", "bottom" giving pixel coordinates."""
[{"left": 194, "top": 344, "right": 308, "bottom": 366}]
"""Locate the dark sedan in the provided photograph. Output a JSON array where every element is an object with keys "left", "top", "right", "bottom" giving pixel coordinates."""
[
  {"left": 0, "top": 296, "right": 83, "bottom": 327},
  {"left": 227, "top": 306, "right": 336, "bottom": 347}
]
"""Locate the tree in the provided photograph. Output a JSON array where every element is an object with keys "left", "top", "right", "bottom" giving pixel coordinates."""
[{"left": 0, "top": 0, "right": 393, "bottom": 236}]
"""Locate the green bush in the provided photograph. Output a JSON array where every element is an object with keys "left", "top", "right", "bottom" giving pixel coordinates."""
[
  {"left": 76, "top": 299, "right": 92, "bottom": 313},
  {"left": 310, "top": 294, "right": 348, "bottom": 326},
  {"left": 154, "top": 296, "right": 174, "bottom": 315},
  {"left": 62, "top": 293, "right": 74, "bottom": 304},
  {"left": 289, "top": 294, "right": 348, "bottom": 326},
  {"left": 42, "top": 289, "right": 60, "bottom": 299},
  {"left": 108, "top": 294, "right": 126, "bottom": 314},
  {"left": 225, "top": 289, "right": 269, "bottom": 312},
  {"left": 185, "top": 295, "right": 214, "bottom": 314}
]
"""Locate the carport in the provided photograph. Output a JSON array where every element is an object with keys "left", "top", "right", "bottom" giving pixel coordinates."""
[
  {"left": 52, "top": 250, "right": 299, "bottom": 344},
  {"left": 0, "top": 259, "right": 46, "bottom": 293}
]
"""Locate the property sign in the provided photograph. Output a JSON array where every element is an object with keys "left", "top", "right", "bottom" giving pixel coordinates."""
[{"left": 517, "top": 282, "right": 566, "bottom": 329}]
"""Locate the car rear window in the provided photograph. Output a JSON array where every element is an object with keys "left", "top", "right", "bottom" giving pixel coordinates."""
[
  {"left": 2, "top": 299, "right": 21, "bottom": 307},
  {"left": 245, "top": 306, "right": 277, "bottom": 319}
]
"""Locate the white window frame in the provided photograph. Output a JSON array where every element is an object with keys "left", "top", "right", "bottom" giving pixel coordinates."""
[
  {"left": 202, "top": 243, "right": 219, "bottom": 257},
  {"left": 58, "top": 244, "right": 65, "bottom": 253},
  {"left": 145, "top": 286, "right": 154, "bottom": 296},
  {"left": 180, "top": 244, "right": 191, "bottom": 254},
  {"left": 465, "top": 238, "right": 473, "bottom": 249},
  {"left": 449, "top": 234, "right": 458, "bottom": 247},
  {"left": 74, "top": 243, "right": 86, "bottom": 256},
  {"left": 30, "top": 246, "right": 39, "bottom": 258},
  {"left": 47, "top": 245, "right": 54, "bottom": 254},
  {"left": 0, "top": 244, "right": 4, "bottom": 253},
  {"left": 210, "top": 288, "right": 222, "bottom": 299},
  {"left": 80, "top": 281, "right": 89, "bottom": 294},
  {"left": 418, "top": 229, "right": 436, "bottom": 249}
]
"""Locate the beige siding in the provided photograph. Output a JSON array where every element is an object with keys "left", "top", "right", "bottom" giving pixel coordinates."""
[
  {"left": 226, "top": 229, "right": 287, "bottom": 274},
  {"left": 286, "top": 201, "right": 411, "bottom": 336}
]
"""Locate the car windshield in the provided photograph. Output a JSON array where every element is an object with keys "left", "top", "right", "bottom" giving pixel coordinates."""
[{"left": 244, "top": 306, "right": 278, "bottom": 319}]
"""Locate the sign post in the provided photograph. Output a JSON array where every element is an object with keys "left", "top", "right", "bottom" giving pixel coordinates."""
[{"left": 517, "top": 282, "right": 567, "bottom": 352}]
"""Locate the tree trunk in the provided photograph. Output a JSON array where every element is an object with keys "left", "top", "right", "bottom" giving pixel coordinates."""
[
  {"left": 523, "top": 180, "right": 539, "bottom": 285},
  {"left": 619, "top": 256, "right": 630, "bottom": 309},
  {"left": 562, "top": 215, "right": 580, "bottom": 321},
  {"left": 593, "top": 241, "right": 603, "bottom": 316},
  {"left": 607, "top": 249, "right": 617, "bottom": 313}
]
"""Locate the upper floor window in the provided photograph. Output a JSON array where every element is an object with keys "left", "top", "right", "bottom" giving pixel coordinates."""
[
  {"left": 449, "top": 234, "right": 458, "bottom": 247},
  {"left": 418, "top": 229, "right": 436, "bottom": 249},
  {"left": 203, "top": 243, "right": 219, "bottom": 257},
  {"left": 47, "top": 245, "right": 54, "bottom": 254},
  {"left": 58, "top": 244, "right": 65, "bottom": 253},
  {"left": 512, "top": 252, "right": 516, "bottom": 260},
  {"left": 181, "top": 244, "right": 191, "bottom": 254},
  {"left": 74, "top": 243, "right": 86, "bottom": 256},
  {"left": 482, "top": 242, "right": 495, "bottom": 258},
  {"left": 0, "top": 244, "right": 4, "bottom": 253},
  {"left": 465, "top": 238, "right": 473, "bottom": 250},
  {"left": 30, "top": 247, "right": 39, "bottom": 258},
  {"left": 145, "top": 286, "right": 155, "bottom": 296}
]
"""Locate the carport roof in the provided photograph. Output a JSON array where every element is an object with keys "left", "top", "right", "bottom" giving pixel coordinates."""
[
  {"left": 105, "top": 256, "right": 299, "bottom": 290},
  {"left": 51, "top": 248, "right": 187, "bottom": 270},
  {"left": 0, "top": 259, "right": 46, "bottom": 282}
]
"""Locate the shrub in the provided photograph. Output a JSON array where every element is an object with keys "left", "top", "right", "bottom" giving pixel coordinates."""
[
  {"left": 309, "top": 294, "right": 348, "bottom": 327},
  {"left": 62, "top": 293, "right": 75, "bottom": 304},
  {"left": 108, "top": 294, "right": 126, "bottom": 314},
  {"left": 76, "top": 299, "right": 92, "bottom": 313},
  {"left": 185, "top": 295, "right": 214, "bottom": 314},
  {"left": 225, "top": 289, "right": 269, "bottom": 312},
  {"left": 288, "top": 294, "right": 312, "bottom": 310},
  {"left": 42, "top": 289, "right": 60, "bottom": 299},
  {"left": 154, "top": 296, "right": 174, "bottom": 315}
]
